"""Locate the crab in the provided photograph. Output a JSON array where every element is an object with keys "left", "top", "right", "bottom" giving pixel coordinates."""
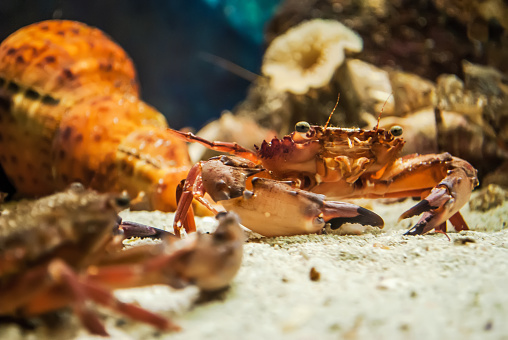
[
  {"left": 0, "top": 20, "right": 191, "bottom": 212},
  {"left": 0, "top": 183, "right": 244, "bottom": 335},
  {"left": 168, "top": 112, "right": 479, "bottom": 237}
]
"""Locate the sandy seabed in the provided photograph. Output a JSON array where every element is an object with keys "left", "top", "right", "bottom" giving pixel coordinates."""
[{"left": 1, "top": 191, "right": 507, "bottom": 340}]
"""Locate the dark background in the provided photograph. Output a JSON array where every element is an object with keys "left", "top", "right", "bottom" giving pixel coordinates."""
[{"left": 0, "top": 0, "right": 280, "bottom": 129}]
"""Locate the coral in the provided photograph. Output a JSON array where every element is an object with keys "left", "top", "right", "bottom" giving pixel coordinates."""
[
  {"left": 262, "top": 19, "right": 362, "bottom": 94},
  {"left": 266, "top": 0, "right": 508, "bottom": 78}
]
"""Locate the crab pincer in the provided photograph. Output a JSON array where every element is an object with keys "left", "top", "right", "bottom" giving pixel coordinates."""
[
  {"left": 401, "top": 158, "right": 479, "bottom": 236},
  {"left": 221, "top": 177, "right": 384, "bottom": 237}
]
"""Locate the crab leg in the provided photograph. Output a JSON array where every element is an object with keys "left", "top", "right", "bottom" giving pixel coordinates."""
[
  {"left": 351, "top": 153, "right": 478, "bottom": 235},
  {"left": 167, "top": 128, "right": 260, "bottom": 162},
  {"left": 80, "top": 280, "right": 179, "bottom": 331},
  {"left": 0, "top": 259, "right": 173, "bottom": 336},
  {"left": 400, "top": 164, "right": 476, "bottom": 235},
  {"left": 173, "top": 156, "right": 263, "bottom": 236},
  {"left": 173, "top": 162, "right": 220, "bottom": 236}
]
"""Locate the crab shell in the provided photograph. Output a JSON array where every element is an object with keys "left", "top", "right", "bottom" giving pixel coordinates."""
[{"left": 256, "top": 124, "right": 405, "bottom": 195}]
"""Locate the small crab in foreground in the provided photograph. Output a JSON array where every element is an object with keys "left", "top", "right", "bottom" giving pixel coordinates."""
[
  {"left": 0, "top": 184, "right": 244, "bottom": 336},
  {"left": 168, "top": 104, "right": 479, "bottom": 238}
]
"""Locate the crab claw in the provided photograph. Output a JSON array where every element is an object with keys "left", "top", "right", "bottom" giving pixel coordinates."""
[
  {"left": 401, "top": 163, "right": 478, "bottom": 236},
  {"left": 117, "top": 219, "right": 173, "bottom": 239},
  {"left": 322, "top": 202, "right": 384, "bottom": 231},
  {"left": 222, "top": 178, "right": 384, "bottom": 237}
]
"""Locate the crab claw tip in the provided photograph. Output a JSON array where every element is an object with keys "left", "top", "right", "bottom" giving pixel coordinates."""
[
  {"left": 323, "top": 203, "right": 384, "bottom": 230},
  {"left": 399, "top": 198, "right": 435, "bottom": 221}
]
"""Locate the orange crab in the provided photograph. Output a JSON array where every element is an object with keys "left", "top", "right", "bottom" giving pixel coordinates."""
[
  {"left": 169, "top": 108, "right": 479, "bottom": 237},
  {"left": 0, "top": 20, "right": 191, "bottom": 212}
]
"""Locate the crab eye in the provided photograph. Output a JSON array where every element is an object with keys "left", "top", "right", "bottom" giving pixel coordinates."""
[
  {"left": 295, "top": 121, "right": 311, "bottom": 133},
  {"left": 115, "top": 193, "right": 131, "bottom": 208},
  {"left": 390, "top": 125, "right": 403, "bottom": 137}
]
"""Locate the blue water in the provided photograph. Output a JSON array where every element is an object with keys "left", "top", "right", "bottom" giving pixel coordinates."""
[
  {"left": 203, "top": 0, "right": 282, "bottom": 44},
  {"left": 0, "top": 0, "right": 282, "bottom": 129}
]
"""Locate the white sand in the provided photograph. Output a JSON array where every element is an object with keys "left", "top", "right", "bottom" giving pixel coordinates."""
[{"left": 1, "top": 192, "right": 507, "bottom": 340}]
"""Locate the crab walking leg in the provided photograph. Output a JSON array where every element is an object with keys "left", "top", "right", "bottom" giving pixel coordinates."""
[
  {"left": 174, "top": 180, "right": 197, "bottom": 237},
  {"left": 0, "top": 263, "right": 57, "bottom": 316},
  {"left": 0, "top": 259, "right": 173, "bottom": 336},
  {"left": 338, "top": 153, "right": 478, "bottom": 235},
  {"left": 167, "top": 128, "right": 259, "bottom": 162},
  {"left": 80, "top": 280, "right": 179, "bottom": 331},
  {"left": 173, "top": 156, "right": 263, "bottom": 236},
  {"left": 401, "top": 164, "right": 476, "bottom": 235},
  {"left": 47, "top": 259, "right": 110, "bottom": 335},
  {"left": 173, "top": 162, "right": 219, "bottom": 236}
]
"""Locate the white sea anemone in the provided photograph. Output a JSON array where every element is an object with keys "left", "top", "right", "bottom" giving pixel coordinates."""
[{"left": 262, "top": 19, "right": 363, "bottom": 94}]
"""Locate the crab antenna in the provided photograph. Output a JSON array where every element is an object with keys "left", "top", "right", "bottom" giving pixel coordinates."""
[
  {"left": 324, "top": 93, "right": 340, "bottom": 129},
  {"left": 374, "top": 93, "right": 393, "bottom": 131}
]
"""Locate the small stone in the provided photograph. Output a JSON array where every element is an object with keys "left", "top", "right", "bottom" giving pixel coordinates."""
[{"left": 309, "top": 267, "right": 321, "bottom": 281}]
